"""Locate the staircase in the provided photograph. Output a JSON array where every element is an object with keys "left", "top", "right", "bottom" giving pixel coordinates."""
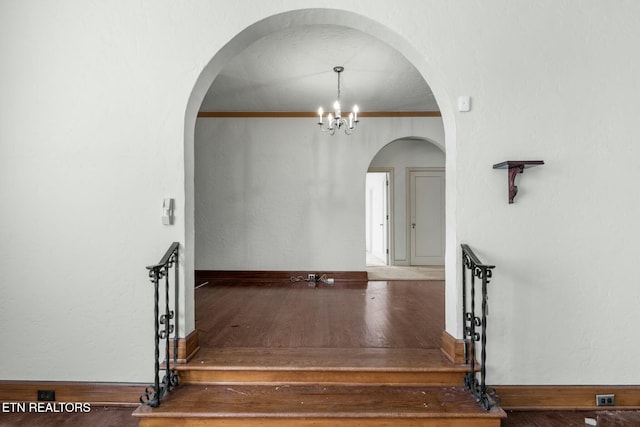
[{"left": 132, "top": 347, "right": 505, "bottom": 427}]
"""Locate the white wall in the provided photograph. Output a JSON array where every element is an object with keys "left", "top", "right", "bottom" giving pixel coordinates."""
[
  {"left": 194, "top": 118, "right": 445, "bottom": 271},
  {"left": 1, "top": 1, "right": 640, "bottom": 386},
  {"left": 0, "top": 1, "right": 191, "bottom": 382},
  {"left": 370, "top": 139, "right": 445, "bottom": 264}
]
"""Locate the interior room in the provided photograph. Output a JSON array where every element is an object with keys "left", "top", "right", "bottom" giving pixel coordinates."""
[{"left": 2, "top": 2, "right": 639, "bottom": 426}]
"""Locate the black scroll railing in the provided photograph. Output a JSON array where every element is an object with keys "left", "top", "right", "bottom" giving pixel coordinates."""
[
  {"left": 461, "top": 243, "right": 497, "bottom": 410},
  {"left": 140, "top": 242, "right": 180, "bottom": 407}
]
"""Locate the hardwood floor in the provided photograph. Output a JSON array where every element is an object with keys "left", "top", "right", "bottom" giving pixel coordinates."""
[
  {"left": 195, "top": 280, "right": 444, "bottom": 349},
  {"left": 0, "top": 406, "right": 139, "bottom": 427}
]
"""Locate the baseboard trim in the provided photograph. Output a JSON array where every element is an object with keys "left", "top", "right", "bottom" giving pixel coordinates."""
[
  {"left": 441, "top": 331, "right": 466, "bottom": 364},
  {"left": 495, "top": 385, "right": 640, "bottom": 410},
  {"left": 195, "top": 270, "right": 369, "bottom": 286},
  {"left": 169, "top": 329, "right": 200, "bottom": 363},
  {"left": 0, "top": 381, "right": 144, "bottom": 406}
]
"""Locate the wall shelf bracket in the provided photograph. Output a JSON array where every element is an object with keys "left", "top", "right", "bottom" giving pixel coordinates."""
[{"left": 493, "top": 160, "right": 544, "bottom": 203}]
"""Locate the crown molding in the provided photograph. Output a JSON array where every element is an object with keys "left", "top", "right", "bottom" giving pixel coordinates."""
[{"left": 197, "top": 111, "right": 441, "bottom": 118}]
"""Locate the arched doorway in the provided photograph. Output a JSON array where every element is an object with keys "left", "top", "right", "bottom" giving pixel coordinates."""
[
  {"left": 183, "top": 8, "right": 460, "bottom": 345},
  {"left": 367, "top": 138, "right": 446, "bottom": 268}
]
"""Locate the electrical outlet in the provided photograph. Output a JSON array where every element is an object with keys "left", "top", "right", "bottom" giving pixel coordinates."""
[
  {"left": 308, "top": 274, "right": 316, "bottom": 281},
  {"left": 596, "top": 394, "right": 615, "bottom": 406},
  {"left": 37, "top": 390, "right": 56, "bottom": 401}
]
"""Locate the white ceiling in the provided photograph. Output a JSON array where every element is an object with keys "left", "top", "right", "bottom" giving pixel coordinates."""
[{"left": 199, "top": 25, "right": 439, "bottom": 113}]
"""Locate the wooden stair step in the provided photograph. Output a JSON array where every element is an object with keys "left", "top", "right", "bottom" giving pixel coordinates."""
[
  {"left": 133, "top": 384, "right": 506, "bottom": 427},
  {"left": 175, "top": 347, "right": 468, "bottom": 386},
  {"left": 182, "top": 347, "right": 462, "bottom": 369}
]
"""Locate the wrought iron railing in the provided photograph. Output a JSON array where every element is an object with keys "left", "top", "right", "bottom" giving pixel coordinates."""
[
  {"left": 140, "top": 242, "right": 180, "bottom": 407},
  {"left": 461, "top": 243, "right": 497, "bottom": 410}
]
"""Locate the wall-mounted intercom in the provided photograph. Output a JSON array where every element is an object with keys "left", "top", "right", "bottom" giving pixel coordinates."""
[{"left": 162, "top": 198, "right": 174, "bottom": 225}]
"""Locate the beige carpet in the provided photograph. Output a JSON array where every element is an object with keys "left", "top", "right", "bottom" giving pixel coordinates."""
[{"left": 366, "top": 265, "right": 445, "bottom": 281}]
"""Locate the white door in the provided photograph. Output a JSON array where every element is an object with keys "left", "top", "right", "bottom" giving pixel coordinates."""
[
  {"left": 409, "top": 170, "right": 445, "bottom": 265},
  {"left": 366, "top": 172, "right": 389, "bottom": 265}
]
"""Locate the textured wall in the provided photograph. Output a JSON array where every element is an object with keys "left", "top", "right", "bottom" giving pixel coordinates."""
[
  {"left": 194, "top": 118, "right": 445, "bottom": 270},
  {"left": 1, "top": 1, "right": 639, "bottom": 386}
]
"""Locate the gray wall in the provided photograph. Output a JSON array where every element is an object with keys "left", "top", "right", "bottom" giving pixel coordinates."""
[{"left": 194, "top": 118, "right": 445, "bottom": 270}]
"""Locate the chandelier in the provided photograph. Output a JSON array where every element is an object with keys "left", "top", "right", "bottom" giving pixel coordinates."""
[{"left": 317, "top": 66, "right": 359, "bottom": 135}]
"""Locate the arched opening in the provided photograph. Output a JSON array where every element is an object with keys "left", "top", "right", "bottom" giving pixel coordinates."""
[
  {"left": 183, "top": 9, "right": 460, "bottom": 346},
  {"left": 366, "top": 137, "right": 445, "bottom": 271}
]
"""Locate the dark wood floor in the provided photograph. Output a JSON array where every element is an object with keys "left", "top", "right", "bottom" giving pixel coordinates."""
[
  {"left": 0, "top": 406, "right": 139, "bottom": 427},
  {"left": 195, "top": 280, "right": 444, "bottom": 349}
]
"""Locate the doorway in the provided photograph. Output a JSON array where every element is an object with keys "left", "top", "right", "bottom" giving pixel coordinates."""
[{"left": 366, "top": 170, "right": 392, "bottom": 266}]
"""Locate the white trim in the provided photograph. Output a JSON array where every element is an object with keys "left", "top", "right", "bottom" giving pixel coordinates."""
[{"left": 367, "top": 167, "right": 395, "bottom": 266}]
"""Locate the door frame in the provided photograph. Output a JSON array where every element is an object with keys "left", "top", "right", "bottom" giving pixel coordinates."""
[
  {"left": 406, "top": 167, "right": 445, "bottom": 266},
  {"left": 367, "top": 167, "right": 394, "bottom": 266}
]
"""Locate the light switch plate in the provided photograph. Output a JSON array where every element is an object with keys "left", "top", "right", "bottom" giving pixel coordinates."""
[{"left": 458, "top": 95, "right": 471, "bottom": 112}]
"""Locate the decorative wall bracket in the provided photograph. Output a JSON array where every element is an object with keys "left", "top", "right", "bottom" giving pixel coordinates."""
[{"left": 493, "top": 160, "right": 544, "bottom": 203}]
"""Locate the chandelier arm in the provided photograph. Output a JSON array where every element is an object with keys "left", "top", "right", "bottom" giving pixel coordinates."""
[{"left": 318, "top": 118, "right": 338, "bottom": 133}]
